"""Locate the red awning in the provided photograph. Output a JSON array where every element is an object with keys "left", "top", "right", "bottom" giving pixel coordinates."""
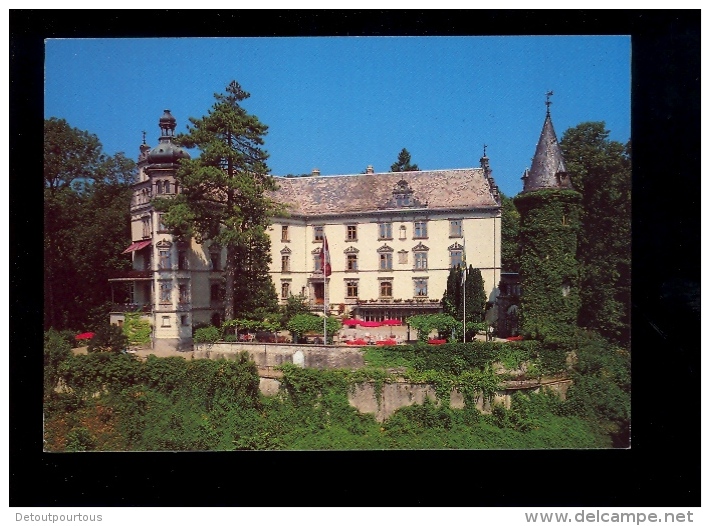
[
  {"left": 358, "top": 321, "right": 383, "bottom": 328},
  {"left": 122, "top": 240, "right": 152, "bottom": 254},
  {"left": 342, "top": 319, "right": 360, "bottom": 326},
  {"left": 382, "top": 319, "right": 403, "bottom": 326}
]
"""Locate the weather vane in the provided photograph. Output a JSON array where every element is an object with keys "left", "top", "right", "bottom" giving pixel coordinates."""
[
  {"left": 545, "top": 91, "right": 554, "bottom": 114},
  {"left": 483, "top": 144, "right": 488, "bottom": 157},
  {"left": 142, "top": 130, "right": 147, "bottom": 144}
]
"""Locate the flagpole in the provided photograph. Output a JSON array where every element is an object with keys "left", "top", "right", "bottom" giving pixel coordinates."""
[{"left": 462, "top": 229, "right": 467, "bottom": 343}]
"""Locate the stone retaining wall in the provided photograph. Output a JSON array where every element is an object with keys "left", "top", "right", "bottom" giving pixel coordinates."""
[{"left": 192, "top": 342, "right": 365, "bottom": 369}]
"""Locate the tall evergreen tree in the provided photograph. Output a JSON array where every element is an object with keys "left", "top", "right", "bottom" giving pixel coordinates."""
[
  {"left": 156, "top": 80, "right": 280, "bottom": 321},
  {"left": 561, "top": 122, "right": 631, "bottom": 346},
  {"left": 390, "top": 148, "right": 420, "bottom": 172}
]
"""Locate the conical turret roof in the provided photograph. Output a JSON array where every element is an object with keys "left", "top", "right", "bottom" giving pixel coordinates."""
[{"left": 522, "top": 111, "right": 572, "bottom": 193}]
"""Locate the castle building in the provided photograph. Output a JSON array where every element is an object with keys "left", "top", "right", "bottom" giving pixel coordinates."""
[
  {"left": 513, "top": 95, "right": 582, "bottom": 340},
  {"left": 110, "top": 110, "right": 503, "bottom": 351}
]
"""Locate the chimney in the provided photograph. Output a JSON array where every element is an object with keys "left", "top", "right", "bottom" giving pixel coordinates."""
[
  {"left": 311, "top": 168, "right": 320, "bottom": 177},
  {"left": 366, "top": 165, "right": 374, "bottom": 174}
]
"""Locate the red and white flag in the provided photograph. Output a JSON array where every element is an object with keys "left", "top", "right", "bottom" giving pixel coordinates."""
[{"left": 320, "top": 234, "right": 332, "bottom": 277}]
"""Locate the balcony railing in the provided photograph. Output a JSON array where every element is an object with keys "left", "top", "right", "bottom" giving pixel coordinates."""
[
  {"left": 108, "top": 270, "right": 152, "bottom": 281},
  {"left": 110, "top": 303, "right": 152, "bottom": 313}
]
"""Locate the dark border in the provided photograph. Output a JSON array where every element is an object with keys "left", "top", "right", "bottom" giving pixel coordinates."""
[{"left": 11, "top": 10, "right": 700, "bottom": 507}]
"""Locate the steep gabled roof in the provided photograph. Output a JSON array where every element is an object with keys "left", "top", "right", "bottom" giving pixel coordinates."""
[
  {"left": 523, "top": 112, "right": 573, "bottom": 193},
  {"left": 272, "top": 168, "right": 499, "bottom": 217}
]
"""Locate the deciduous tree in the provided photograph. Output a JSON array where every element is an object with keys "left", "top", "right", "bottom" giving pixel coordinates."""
[{"left": 560, "top": 122, "right": 631, "bottom": 346}]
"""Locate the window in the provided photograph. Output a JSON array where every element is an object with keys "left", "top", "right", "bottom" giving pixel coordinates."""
[
  {"left": 281, "top": 254, "right": 290, "bottom": 272},
  {"left": 414, "top": 278, "right": 428, "bottom": 297},
  {"left": 210, "top": 249, "right": 221, "bottom": 271},
  {"left": 414, "top": 252, "right": 428, "bottom": 270},
  {"left": 281, "top": 281, "right": 291, "bottom": 299},
  {"left": 399, "top": 224, "right": 407, "bottom": 240},
  {"left": 414, "top": 221, "right": 428, "bottom": 238},
  {"left": 178, "top": 283, "right": 190, "bottom": 304},
  {"left": 164, "top": 181, "right": 171, "bottom": 194},
  {"left": 450, "top": 250, "right": 464, "bottom": 268},
  {"left": 174, "top": 182, "right": 179, "bottom": 194},
  {"left": 346, "top": 225, "right": 357, "bottom": 241},
  {"left": 346, "top": 280, "right": 359, "bottom": 298},
  {"left": 142, "top": 217, "right": 151, "bottom": 238},
  {"left": 210, "top": 283, "right": 224, "bottom": 303},
  {"left": 157, "top": 213, "right": 168, "bottom": 233},
  {"left": 450, "top": 219, "right": 463, "bottom": 237},
  {"left": 346, "top": 253, "right": 358, "bottom": 271},
  {"left": 380, "top": 281, "right": 393, "bottom": 298},
  {"left": 378, "top": 222, "right": 392, "bottom": 239},
  {"left": 159, "top": 282, "right": 171, "bottom": 304},
  {"left": 398, "top": 250, "right": 408, "bottom": 264},
  {"left": 181, "top": 315, "right": 189, "bottom": 326},
  {"left": 281, "top": 225, "right": 289, "bottom": 241},
  {"left": 380, "top": 252, "right": 393, "bottom": 270},
  {"left": 313, "top": 225, "right": 324, "bottom": 242},
  {"left": 159, "top": 249, "right": 171, "bottom": 270},
  {"left": 178, "top": 250, "right": 188, "bottom": 270},
  {"left": 313, "top": 253, "right": 322, "bottom": 272},
  {"left": 161, "top": 316, "right": 170, "bottom": 327}
]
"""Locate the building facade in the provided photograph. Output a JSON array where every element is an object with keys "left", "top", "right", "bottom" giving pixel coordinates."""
[{"left": 110, "top": 110, "right": 503, "bottom": 351}]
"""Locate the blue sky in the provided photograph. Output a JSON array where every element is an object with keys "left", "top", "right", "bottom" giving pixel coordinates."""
[{"left": 45, "top": 36, "right": 630, "bottom": 198}]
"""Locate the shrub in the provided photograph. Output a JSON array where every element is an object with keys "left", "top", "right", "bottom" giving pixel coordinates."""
[
  {"left": 44, "top": 329, "right": 72, "bottom": 395},
  {"left": 88, "top": 324, "right": 128, "bottom": 354},
  {"left": 194, "top": 326, "right": 221, "bottom": 345},
  {"left": 123, "top": 312, "right": 151, "bottom": 345}
]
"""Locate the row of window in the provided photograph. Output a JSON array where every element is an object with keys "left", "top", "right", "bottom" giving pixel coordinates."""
[
  {"left": 280, "top": 220, "right": 464, "bottom": 242},
  {"left": 280, "top": 278, "right": 429, "bottom": 299},
  {"left": 158, "top": 282, "right": 191, "bottom": 304},
  {"left": 280, "top": 249, "right": 464, "bottom": 272}
]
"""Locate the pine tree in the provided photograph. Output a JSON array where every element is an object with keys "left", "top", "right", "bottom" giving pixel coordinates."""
[
  {"left": 390, "top": 148, "right": 420, "bottom": 172},
  {"left": 156, "top": 80, "right": 280, "bottom": 321}
]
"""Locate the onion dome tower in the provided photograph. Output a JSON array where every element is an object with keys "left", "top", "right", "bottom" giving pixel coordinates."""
[
  {"left": 147, "top": 110, "right": 190, "bottom": 165},
  {"left": 144, "top": 109, "right": 190, "bottom": 196},
  {"left": 514, "top": 92, "right": 582, "bottom": 341}
]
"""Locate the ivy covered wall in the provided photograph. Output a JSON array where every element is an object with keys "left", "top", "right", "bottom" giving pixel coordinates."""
[{"left": 514, "top": 188, "right": 582, "bottom": 341}]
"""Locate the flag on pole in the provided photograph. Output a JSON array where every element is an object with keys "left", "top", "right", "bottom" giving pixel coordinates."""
[
  {"left": 320, "top": 234, "right": 332, "bottom": 277},
  {"left": 461, "top": 234, "right": 468, "bottom": 285}
]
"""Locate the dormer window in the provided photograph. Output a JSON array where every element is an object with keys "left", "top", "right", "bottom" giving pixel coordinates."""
[{"left": 381, "top": 179, "right": 426, "bottom": 209}]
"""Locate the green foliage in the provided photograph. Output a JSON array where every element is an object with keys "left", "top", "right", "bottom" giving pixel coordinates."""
[
  {"left": 44, "top": 118, "right": 135, "bottom": 331},
  {"left": 441, "top": 266, "right": 487, "bottom": 340},
  {"left": 88, "top": 324, "right": 128, "bottom": 354},
  {"left": 222, "top": 318, "right": 281, "bottom": 335},
  {"left": 406, "top": 313, "right": 458, "bottom": 342},
  {"left": 155, "top": 80, "right": 280, "bottom": 322},
  {"left": 286, "top": 314, "right": 341, "bottom": 343},
  {"left": 564, "top": 331, "right": 630, "bottom": 445},
  {"left": 279, "top": 293, "right": 311, "bottom": 326},
  {"left": 514, "top": 189, "right": 582, "bottom": 341},
  {"left": 193, "top": 326, "right": 221, "bottom": 345},
  {"left": 500, "top": 193, "right": 521, "bottom": 272},
  {"left": 561, "top": 122, "right": 631, "bottom": 346},
  {"left": 390, "top": 148, "right": 420, "bottom": 172},
  {"left": 44, "top": 329, "right": 72, "bottom": 396},
  {"left": 122, "top": 312, "right": 151, "bottom": 345}
]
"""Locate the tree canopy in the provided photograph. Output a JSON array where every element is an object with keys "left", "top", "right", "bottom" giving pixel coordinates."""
[
  {"left": 155, "top": 80, "right": 280, "bottom": 321},
  {"left": 44, "top": 118, "right": 135, "bottom": 331},
  {"left": 441, "top": 265, "right": 487, "bottom": 340},
  {"left": 560, "top": 122, "right": 631, "bottom": 346},
  {"left": 390, "top": 148, "right": 420, "bottom": 172}
]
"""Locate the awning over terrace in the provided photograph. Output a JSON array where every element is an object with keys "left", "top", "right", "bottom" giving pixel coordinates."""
[{"left": 122, "top": 240, "right": 152, "bottom": 254}]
